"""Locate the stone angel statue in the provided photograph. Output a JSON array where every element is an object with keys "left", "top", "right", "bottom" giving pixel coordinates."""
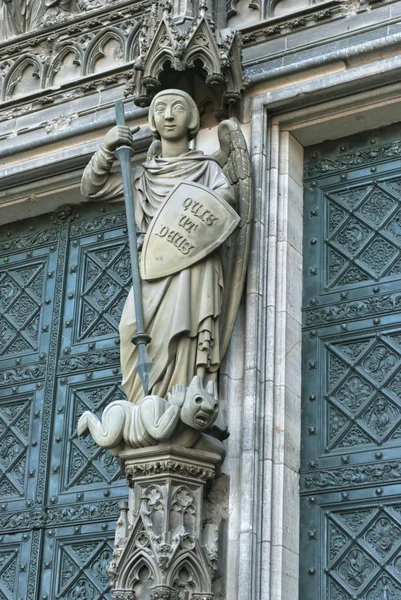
[{"left": 81, "top": 89, "right": 252, "bottom": 409}]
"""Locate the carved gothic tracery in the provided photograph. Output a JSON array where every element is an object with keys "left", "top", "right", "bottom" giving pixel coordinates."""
[
  {"left": 0, "top": 0, "right": 353, "bottom": 122},
  {"left": 0, "top": 17, "right": 142, "bottom": 103}
]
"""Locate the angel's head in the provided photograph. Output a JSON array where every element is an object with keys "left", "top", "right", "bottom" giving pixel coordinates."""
[{"left": 148, "top": 89, "right": 200, "bottom": 143}]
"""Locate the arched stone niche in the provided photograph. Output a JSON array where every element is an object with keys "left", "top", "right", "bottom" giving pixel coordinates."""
[
  {"left": 49, "top": 46, "right": 83, "bottom": 87},
  {"left": 126, "top": 23, "right": 141, "bottom": 62},
  {"left": 0, "top": 24, "right": 140, "bottom": 102},
  {"left": 5, "top": 57, "right": 42, "bottom": 101},
  {"left": 131, "top": 561, "right": 155, "bottom": 600},
  {"left": 85, "top": 29, "right": 125, "bottom": 75}
]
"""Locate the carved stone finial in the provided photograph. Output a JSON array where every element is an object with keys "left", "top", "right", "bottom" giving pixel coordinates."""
[
  {"left": 163, "top": 0, "right": 173, "bottom": 18},
  {"left": 198, "top": 0, "right": 209, "bottom": 17}
]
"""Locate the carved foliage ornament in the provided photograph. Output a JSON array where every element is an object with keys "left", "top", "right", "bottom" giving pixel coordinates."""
[
  {"left": 304, "top": 139, "right": 401, "bottom": 178},
  {"left": 125, "top": 460, "right": 216, "bottom": 483},
  {"left": 112, "top": 592, "right": 135, "bottom": 600},
  {"left": 150, "top": 587, "right": 177, "bottom": 599}
]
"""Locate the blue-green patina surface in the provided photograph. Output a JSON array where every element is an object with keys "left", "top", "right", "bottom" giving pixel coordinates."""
[
  {"left": 301, "top": 124, "right": 401, "bottom": 599},
  {"left": 0, "top": 201, "right": 129, "bottom": 599}
]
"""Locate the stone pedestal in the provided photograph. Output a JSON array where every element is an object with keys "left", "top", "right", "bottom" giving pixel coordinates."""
[{"left": 109, "top": 445, "right": 222, "bottom": 600}]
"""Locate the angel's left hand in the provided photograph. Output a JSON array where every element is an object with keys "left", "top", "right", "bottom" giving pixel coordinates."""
[{"left": 136, "top": 233, "right": 145, "bottom": 251}]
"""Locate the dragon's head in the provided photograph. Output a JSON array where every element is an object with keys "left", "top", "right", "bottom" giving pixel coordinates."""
[{"left": 179, "top": 376, "right": 219, "bottom": 431}]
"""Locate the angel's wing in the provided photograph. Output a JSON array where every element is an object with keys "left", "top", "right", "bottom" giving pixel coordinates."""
[{"left": 213, "top": 120, "right": 253, "bottom": 359}]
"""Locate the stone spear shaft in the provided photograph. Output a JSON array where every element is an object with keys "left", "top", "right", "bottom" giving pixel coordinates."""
[{"left": 114, "top": 100, "right": 152, "bottom": 396}]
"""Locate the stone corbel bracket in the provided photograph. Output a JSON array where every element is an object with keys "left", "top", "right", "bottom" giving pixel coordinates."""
[
  {"left": 109, "top": 445, "right": 222, "bottom": 600},
  {"left": 126, "top": 1, "right": 246, "bottom": 118}
]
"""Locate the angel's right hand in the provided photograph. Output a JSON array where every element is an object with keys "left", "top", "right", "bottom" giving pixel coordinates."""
[{"left": 103, "top": 125, "right": 139, "bottom": 152}]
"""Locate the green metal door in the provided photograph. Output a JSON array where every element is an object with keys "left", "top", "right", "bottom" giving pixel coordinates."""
[
  {"left": 301, "top": 125, "right": 401, "bottom": 599},
  {"left": 0, "top": 202, "right": 130, "bottom": 599}
]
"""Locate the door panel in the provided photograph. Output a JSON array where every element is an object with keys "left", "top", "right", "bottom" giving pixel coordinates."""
[
  {"left": 0, "top": 203, "right": 130, "bottom": 599},
  {"left": 0, "top": 530, "right": 38, "bottom": 600},
  {"left": 40, "top": 522, "right": 115, "bottom": 599},
  {"left": 301, "top": 125, "right": 401, "bottom": 599}
]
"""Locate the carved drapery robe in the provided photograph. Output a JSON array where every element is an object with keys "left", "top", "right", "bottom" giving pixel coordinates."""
[
  {"left": 0, "top": 0, "right": 24, "bottom": 40},
  {"left": 0, "top": 0, "right": 77, "bottom": 40},
  {"left": 43, "top": 0, "right": 78, "bottom": 24},
  {"left": 81, "top": 146, "right": 234, "bottom": 404}
]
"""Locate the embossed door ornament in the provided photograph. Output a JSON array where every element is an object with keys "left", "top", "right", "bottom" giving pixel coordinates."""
[{"left": 79, "top": 89, "right": 252, "bottom": 599}]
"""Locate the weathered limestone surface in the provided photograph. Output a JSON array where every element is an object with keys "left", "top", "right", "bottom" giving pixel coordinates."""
[{"left": 0, "top": 0, "right": 104, "bottom": 42}]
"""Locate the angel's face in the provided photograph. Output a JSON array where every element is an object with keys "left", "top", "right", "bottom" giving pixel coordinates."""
[{"left": 153, "top": 94, "right": 191, "bottom": 142}]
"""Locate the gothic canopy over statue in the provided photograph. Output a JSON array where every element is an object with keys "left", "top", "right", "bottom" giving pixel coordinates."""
[
  {"left": 81, "top": 89, "right": 252, "bottom": 406},
  {"left": 126, "top": 1, "right": 246, "bottom": 117}
]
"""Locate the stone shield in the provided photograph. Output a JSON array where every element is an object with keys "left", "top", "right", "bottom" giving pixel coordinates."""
[{"left": 141, "top": 181, "right": 240, "bottom": 280}]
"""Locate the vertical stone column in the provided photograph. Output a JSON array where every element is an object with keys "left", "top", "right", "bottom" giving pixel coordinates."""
[{"left": 109, "top": 445, "right": 222, "bottom": 599}]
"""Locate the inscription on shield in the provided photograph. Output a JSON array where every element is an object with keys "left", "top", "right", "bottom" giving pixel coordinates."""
[{"left": 141, "top": 181, "right": 240, "bottom": 280}]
